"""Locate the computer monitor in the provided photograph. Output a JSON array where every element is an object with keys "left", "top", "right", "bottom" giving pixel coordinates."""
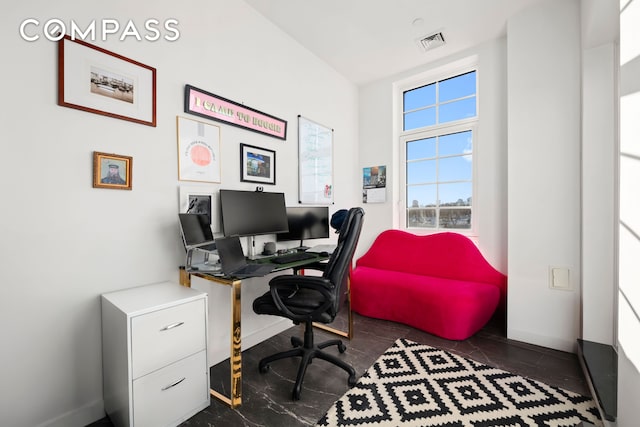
[
  {"left": 178, "top": 213, "right": 215, "bottom": 249},
  {"left": 276, "top": 206, "right": 330, "bottom": 248},
  {"left": 219, "top": 189, "right": 289, "bottom": 237}
]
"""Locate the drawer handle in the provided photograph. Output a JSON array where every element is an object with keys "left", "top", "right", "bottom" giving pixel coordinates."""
[
  {"left": 160, "top": 321, "right": 184, "bottom": 331},
  {"left": 161, "top": 377, "right": 186, "bottom": 391}
]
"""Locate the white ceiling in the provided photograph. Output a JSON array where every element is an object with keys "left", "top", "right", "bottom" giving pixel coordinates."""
[{"left": 243, "top": 0, "right": 549, "bottom": 86}]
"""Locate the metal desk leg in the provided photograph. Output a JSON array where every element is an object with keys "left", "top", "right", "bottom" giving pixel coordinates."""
[
  {"left": 209, "top": 279, "right": 242, "bottom": 408},
  {"left": 179, "top": 266, "right": 191, "bottom": 287},
  {"left": 179, "top": 268, "right": 243, "bottom": 408}
]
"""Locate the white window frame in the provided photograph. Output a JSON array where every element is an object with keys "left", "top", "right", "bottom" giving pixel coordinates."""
[{"left": 397, "top": 60, "right": 479, "bottom": 235}]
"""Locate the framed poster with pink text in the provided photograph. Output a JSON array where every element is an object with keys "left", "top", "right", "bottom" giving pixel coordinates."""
[{"left": 184, "top": 84, "right": 287, "bottom": 140}]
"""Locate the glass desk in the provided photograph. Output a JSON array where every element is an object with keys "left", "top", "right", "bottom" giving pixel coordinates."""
[{"left": 179, "top": 253, "right": 353, "bottom": 409}]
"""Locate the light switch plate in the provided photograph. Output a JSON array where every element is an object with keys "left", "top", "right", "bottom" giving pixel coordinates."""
[{"left": 550, "top": 266, "right": 571, "bottom": 290}]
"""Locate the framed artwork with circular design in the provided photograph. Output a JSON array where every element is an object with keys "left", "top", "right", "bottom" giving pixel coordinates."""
[{"left": 177, "top": 116, "right": 221, "bottom": 183}]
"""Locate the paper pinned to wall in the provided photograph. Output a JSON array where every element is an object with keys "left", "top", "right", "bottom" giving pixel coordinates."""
[
  {"left": 363, "top": 165, "right": 386, "bottom": 203},
  {"left": 298, "top": 115, "right": 333, "bottom": 204},
  {"left": 364, "top": 187, "right": 386, "bottom": 203}
]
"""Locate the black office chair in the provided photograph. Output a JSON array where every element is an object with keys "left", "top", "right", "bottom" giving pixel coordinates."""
[
  {"left": 252, "top": 207, "right": 364, "bottom": 400},
  {"left": 290, "top": 209, "right": 348, "bottom": 275}
]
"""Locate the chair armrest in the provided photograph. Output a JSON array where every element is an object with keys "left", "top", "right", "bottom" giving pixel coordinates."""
[
  {"left": 268, "top": 274, "right": 335, "bottom": 322},
  {"left": 292, "top": 261, "right": 327, "bottom": 275}
]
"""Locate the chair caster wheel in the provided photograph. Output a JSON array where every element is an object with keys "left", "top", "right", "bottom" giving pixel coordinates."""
[
  {"left": 338, "top": 343, "right": 347, "bottom": 353},
  {"left": 292, "top": 386, "right": 302, "bottom": 400},
  {"left": 259, "top": 363, "right": 270, "bottom": 374},
  {"left": 348, "top": 374, "right": 357, "bottom": 387},
  {"left": 291, "top": 336, "right": 302, "bottom": 347}
]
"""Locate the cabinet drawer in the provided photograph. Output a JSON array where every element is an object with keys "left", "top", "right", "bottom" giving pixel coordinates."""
[
  {"left": 132, "top": 350, "right": 209, "bottom": 427},
  {"left": 132, "top": 299, "right": 205, "bottom": 379}
]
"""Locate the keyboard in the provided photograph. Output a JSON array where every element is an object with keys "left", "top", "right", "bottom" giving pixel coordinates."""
[{"left": 272, "top": 251, "right": 317, "bottom": 264}]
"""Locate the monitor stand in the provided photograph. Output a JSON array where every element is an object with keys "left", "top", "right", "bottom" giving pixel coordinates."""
[
  {"left": 296, "top": 239, "right": 309, "bottom": 252},
  {"left": 247, "top": 235, "right": 258, "bottom": 260},
  {"left": 246, "top": 235, "right": 272, "bottom": 260}
]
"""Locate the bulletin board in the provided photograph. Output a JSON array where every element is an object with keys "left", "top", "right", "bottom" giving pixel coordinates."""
[{"left": 298, "top": 115, "right": 333, "bottom": 204}]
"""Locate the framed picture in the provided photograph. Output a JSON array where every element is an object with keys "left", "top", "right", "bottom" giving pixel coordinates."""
[
  {"left": 184, "top": 84, "right": 287, "bottom": 140},
  {"left": 240, "top": 143, "right": 276, "bottom": 185},
  {"left": 58, "top": 35, "right": 156, "bottom": 127},
  {"left": 178, "top": 185, "right": 221, "bottom": 231},
  {"left": 93, "top": 152, "right": 132, "bottom": 190},
  {"left": 177, "top": 116, "right": 221, "bottom": 183}
]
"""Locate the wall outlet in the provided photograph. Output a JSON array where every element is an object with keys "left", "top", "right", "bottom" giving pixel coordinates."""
[{"left": 549, "top": 266, "right": 571, "bottom": 290}]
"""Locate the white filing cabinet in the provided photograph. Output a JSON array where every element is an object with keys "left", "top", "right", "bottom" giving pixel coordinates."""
[{"left": 101, "top": 282, "right": 209, "bottom": 427}]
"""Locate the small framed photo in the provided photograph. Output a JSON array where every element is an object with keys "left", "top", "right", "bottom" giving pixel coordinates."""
[
  {"left": 240, "top": 143, "right": 276, "bottom": 185},
  {"left": 58, "top": 35, "right": 156, "bottom": 127},
  {"left": 93, "top": 152, "right": 132, "bottom": 190}
]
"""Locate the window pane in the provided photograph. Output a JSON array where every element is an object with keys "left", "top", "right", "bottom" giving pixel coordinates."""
[
  {"left": 439, "top": 71, "right": 476, "bottom": 103},
  {"left": 407, "top": 159, "right": 436, "bottom": 184},
  {"left": 407, "top": 137, "right": 436, "bottom": 160},
  {"left": 438, "top": 182, "right": 472, "bottom": 206},
  {"left": 439, "top": 131, "right": 472, "bottom": 156},
  {"left": 404, "top": 84, "right": 435, "bottom": 111},
  {"left": 407, "top": 208, "right": 436, "bottom": 228},
  {"left": 439, "top": 97, "right": 476, "bottom": 123},
  {"left": 439, "top": 208, "right": 471, "bottom": 229},
  {"left": 404, "top": 107, "right": 435, "bottom": 130},
  {"left": 407, "top": 184, "right": 436, "bottom": 208},
  {"left": 438, "top": 156, "right": 472, "bottom": 181}
]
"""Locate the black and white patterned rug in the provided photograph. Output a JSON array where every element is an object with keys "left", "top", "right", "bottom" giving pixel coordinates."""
[{"left": 316, "top": 338, "right": 602, "bottom": 427}]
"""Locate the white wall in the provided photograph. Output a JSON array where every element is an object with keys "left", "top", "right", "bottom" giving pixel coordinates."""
[
  {"left": 581, "top": 42, "right": 616, "bottom": 345},
  {"left": 506, "top": 0, "right": 582, "bottom": 352},
  {"left": 0, "top": 1, "right": 360, "bottom": 426},
  {"left": 617, "top": 0, "right": 640, "bottom": 424},
  {"left": 358, "top": 38, "right": 508, "bottom": 272}
]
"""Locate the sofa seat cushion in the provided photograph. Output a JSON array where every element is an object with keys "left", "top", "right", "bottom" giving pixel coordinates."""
[{"left": 351, "top": 266, "right": 501, "bottom": 340}]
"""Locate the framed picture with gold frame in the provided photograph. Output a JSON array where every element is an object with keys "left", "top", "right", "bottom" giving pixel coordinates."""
[{"left": 93, "top": 151, "right": 132, "bottom": 190}]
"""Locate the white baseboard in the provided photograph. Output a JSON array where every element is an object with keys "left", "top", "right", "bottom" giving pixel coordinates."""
[
  {"left": 36, "top": 398, "right": 104, "bottom": 427},
  {"left": 507, "top": 328, "right": 576, "bottom": 353}
]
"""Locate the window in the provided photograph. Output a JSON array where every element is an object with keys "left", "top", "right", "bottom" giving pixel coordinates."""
[
  {"left": 403, "top": 71, "right": 476, "bottom": 130},
  {"left": 400, "top": 69, "right": 477, "bottom": 232}
]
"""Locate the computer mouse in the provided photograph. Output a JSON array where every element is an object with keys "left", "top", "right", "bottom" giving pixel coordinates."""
[{"left": 319, "top": 251, "right": 329, "bottom": 257}]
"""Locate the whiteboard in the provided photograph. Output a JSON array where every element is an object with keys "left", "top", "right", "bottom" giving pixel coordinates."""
[{"left": 298, "top": 116, "right": 334, "bottom": 204}]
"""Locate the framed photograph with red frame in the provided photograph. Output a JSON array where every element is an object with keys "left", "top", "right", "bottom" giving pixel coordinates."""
[{"left": 58, "top": 35, "right": 156, "bottom": 127}]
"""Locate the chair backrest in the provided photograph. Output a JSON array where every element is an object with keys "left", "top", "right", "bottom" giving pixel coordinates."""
[{"left": 322, "top": 207, "right": 364, "bottom": 316}]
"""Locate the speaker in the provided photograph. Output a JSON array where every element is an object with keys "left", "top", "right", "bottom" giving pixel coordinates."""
[{"left": 263, "top": 241, "right": 276, "bottom": 255}]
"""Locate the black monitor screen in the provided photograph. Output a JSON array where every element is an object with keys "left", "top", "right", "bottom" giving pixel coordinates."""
[
  {"left": 179, "top": 213, "right": 214, "bottom": 246},
  {"left": 219, "top": 189, "right": 289, "bottom": 237},
  {"left": 277, "top": 206, "right": 330, "bottom": 242}
]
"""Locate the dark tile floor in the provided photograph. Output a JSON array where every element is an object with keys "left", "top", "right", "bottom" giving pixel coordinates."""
[{"left": 88, "top": 312, "right": 590, "bottom": 427}]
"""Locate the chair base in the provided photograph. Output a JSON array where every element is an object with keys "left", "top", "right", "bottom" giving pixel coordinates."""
[{"left": 258, "top": 320, "right": 357, "bottom": 400}]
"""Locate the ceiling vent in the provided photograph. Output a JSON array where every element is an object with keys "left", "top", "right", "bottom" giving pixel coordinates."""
[{"left": 417, "top": 32, "right": 445, "bottom": 52}]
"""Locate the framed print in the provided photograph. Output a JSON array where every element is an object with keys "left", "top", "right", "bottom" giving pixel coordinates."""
[
  {"left": 58, "top": 35, "right": 156, "bottom": 127},
  {"left": 178, "top": 185, "right": 221, "bottom": 232},
  {"left": 93, "top": 152, "right": 132, "bottom": 190},
  {"left": 177, "top": 116, "right": 221, "bottom": 183},
  {"left": 184, "top": 84, "right": 287, "bottom": 140},
  {"left": 240, "top": 143, "right": 276, "bottom": 185}
]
